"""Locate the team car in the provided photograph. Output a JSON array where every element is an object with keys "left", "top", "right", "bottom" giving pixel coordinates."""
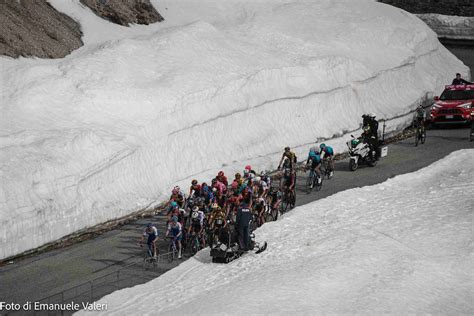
[{"left": 431, "top": 84, "right": 474, "bottom": 125}]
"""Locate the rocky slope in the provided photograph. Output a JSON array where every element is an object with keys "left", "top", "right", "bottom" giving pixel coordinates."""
[
  {"left": 0, "top": 0, "right": 83, "bottom": 59},
  {"left": 80, "top": 0, "right": 164, "bottom": 26},
  {"left": 0, "top": 0, "right": 163, "bottom": 59}
]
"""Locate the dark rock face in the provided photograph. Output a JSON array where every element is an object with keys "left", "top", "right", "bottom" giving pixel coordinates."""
[
  {"left": 0, "top": 0, "right": 83, "bottom": 59},
  {"left": 378, "top": 0, "right": 474, "bottom": 17},
  {"left": 80, "top": 0, "right": 164, "bottom": 26}
]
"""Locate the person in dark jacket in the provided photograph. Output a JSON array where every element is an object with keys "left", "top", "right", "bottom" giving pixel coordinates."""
[
  {"left": 236, "top": 198, "right": 253, "bottom": 251},
  {"left": 452, "top": 73, "right": 472, "bottom": 85}
]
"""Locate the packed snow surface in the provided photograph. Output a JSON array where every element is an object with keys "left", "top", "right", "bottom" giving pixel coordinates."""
[
  {"left": 417, "top": 14, "right": 474, "bottom": 41},
  {"left": 0, "top": 0, "right": 468, "bottom": 259},
  {"left": 79, "top": 149, "right": 474, "bottom": 315}
]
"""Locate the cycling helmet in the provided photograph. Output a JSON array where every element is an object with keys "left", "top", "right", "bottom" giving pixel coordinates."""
[
  {"left": 191, "top": 211, "right": 199, "bottom": 219},
  {"left": 191, "top": 179, "right": 198, "bottom": 185},
  {"left": 284, "top": 146, "right": 290, "bottom": 151},
  {"left": 147, "top": 222, "right": 153, "bottom": 228},
  {"left": 368, "top": 113, "right": 376, "bottom": 118},
  {"left": 319, "top": 143, "right": 326, "bottom": 149},
  {"left": 171, "top": 201, "right": 178, "bottom": 208},
  {"left": 245, "top": 165, "right": 252, "bottom": 171},
  {"left": 235, "top": 172, "right": 241, "bottom": 178},
  {"left": 171, "top": 216, "right": 178, "bottom": 222},
  {"left": 218, "top": 171, "right": 224, "bottom": 177}
]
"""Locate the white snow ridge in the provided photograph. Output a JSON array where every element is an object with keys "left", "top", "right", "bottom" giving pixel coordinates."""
[{"left": 0, "top": 0, "right": 468, "bottom": 259}]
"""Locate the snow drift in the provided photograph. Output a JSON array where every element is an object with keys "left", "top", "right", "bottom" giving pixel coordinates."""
[
  {"left": 79, "top": 149, "right": 474, "bottom": 315},
  {"left": 0, "top": 0, "right": 468, "bottom": 260}
]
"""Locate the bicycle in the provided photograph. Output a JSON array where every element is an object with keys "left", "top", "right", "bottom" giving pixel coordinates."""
[
  {"left": 306, "top": 167, "right": 323, "bottom": 194},
  {"left": 413, "top": 119, "right": 426, "bottom": 147},
  {"left": 140, "top": 242, "right": 158, "bottom": 269},
  {"left": 280, "top": 186, "right": 295, "bottom": 213},
  {"left": 166, "top": 236, "right": 179, "bottom": 263},
  {"left": 187, "top": 232, "right": 203, "bottom": 255}
]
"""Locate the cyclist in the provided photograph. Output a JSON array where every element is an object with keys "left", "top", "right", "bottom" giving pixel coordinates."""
[
  {"left": 414, "top": 104, "right": 426, "bottom": 125},
  {"left": 254, "top": 197, "right": 266, "bottom": 227},
  {"left": 281, "top": 167, "right": 296, "bottom": 200},
  {"left": 306, "top": 146, "right": 322, "bottom": 187},
  {"left": 211, "top": 178, "right": 227, "bottom": 195},
  {"left": 166, "top": 216, "right": 183, "bottom": 259},
  {"left": 319, "top": 143, "right": 335, "bottom": 177},
  {"left": 189, "top": 179, "right": 201, "bottom": 198},
  {"left": 170, "top": 186, "right": 185, "bottom": 208},
  {"left": 232, "top": 172, "right": 244, "bottom": 188},
  {"left": 227, "top": 189, "right": 242, "bottom": 223},
  {"left": 188, "top": 207, "right": 205, "bottom": 247},
  {"left": 166, "top": 201, "right": 180, "bottom": 222},
  {"left": 266, "top": 187, "right": 282, "bottom": 213},
  {"left": 140, "top": 222, "right": 159, "bottom": 258},
  {"left": 278, "top": 146, "right": 297, "bottom": 170},
  {"left": 216, "top": 171, "right": 228, "bottom": 186},
  {"left": 253, "top": 176, "right": 269, "bottom": 199}
]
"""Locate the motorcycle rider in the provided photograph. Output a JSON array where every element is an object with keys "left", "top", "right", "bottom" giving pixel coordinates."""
[{"left": 362, "top": 113, "right": 379, "bottom": 160}]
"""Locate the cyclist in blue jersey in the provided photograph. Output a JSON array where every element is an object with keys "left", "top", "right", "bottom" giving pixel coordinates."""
[
  {"left": 319, "top": 143, "right": 335, "bottom": 177},
  {"left": 166, "top": 216, "right": 183, "bottom": 258},
  {"left": 306, "top": 146, "right": 322, "bottom": 185},
  {"left": 140, "top": 223, "right": 159, "bottom": 258}
]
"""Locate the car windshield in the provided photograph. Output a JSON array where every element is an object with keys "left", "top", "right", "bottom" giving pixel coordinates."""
[{"left": 440, "top": 89, "right": 474, "bottom": 101}]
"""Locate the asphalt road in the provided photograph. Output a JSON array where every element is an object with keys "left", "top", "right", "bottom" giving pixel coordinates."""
[
  {"left": 1, "top": 126, "right": 472, "bottom": 311},
  {"left": 0, "top": 44, "right": 472, "bottom": 314}
]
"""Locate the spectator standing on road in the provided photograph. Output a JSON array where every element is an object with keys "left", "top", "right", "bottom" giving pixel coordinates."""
[{"left": 236, "top": 198, "right": 252, "bottom": 251}]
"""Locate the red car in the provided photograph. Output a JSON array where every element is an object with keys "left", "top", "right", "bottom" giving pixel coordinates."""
[{"left": 431, "top": 84, "right": 474, "bottom": 124}]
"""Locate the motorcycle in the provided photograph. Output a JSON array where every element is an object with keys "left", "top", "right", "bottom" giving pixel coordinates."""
[{"left": 347, "top": 134, "right": 377, "bottom": 171}]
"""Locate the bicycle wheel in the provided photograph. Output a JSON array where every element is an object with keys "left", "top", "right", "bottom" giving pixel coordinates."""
[
  {"left": 264, "top": 207, "right": 274, "bottom": 222},
  {"left": 289, "top": 190, "right": 296, "bottom": 208},
  {"left": 191, "top": 238, "right": 198, "bottom": 255},
  {"left": 415, "top": 127, "right": 419, "bottom": 147},
  {"left": 306, "top": 172, "right": 313, "bottom": 194},
  {"left": 281, "top": 193, "right": 290, "bottom": 213},
  {"left": 167, "top": 242, "right": 175, "bottom": 263},
  {"left": 315, "top": 174, "right": 323, "bottom": 191}
]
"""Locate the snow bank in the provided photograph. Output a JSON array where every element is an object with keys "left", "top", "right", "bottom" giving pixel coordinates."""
[
  {"left": 79, "top": 149, "right": 474, "bottom": 315},
  {"left": 417, "top": 14, "right": 474, "bottom": 41},
  {"left": 0, "top": 0, "right": 468, "bottom": 260}
]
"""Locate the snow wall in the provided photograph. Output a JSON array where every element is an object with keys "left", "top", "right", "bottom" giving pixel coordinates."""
[{"left": 0, "top": 0, "right": 468, "bottom": 260}]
